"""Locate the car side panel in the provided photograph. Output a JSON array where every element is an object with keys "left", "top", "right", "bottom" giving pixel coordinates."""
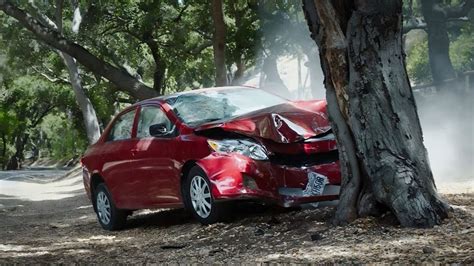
[{"left": 131, "top": 137, "right": 182, "bottom": 206}]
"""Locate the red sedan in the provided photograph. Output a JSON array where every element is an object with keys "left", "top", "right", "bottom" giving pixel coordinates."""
[{"left": 81, "top": 86, "right": 341, "bottom": 230}]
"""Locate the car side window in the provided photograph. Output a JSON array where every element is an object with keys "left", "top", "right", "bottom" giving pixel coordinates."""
[
  {"left": 107, "top": 110, "right": 136, "bottom": 141},
  {"left": 137, "top": 106, "right": 174, "bottom": 138}
]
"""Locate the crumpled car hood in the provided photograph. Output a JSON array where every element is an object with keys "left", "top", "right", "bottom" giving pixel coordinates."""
[{"left": 194, "top": 100, "right": 331, "bottom": 143}]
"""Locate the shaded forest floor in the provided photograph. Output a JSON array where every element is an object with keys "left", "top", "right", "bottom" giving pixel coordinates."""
[{"left": 0, "top": 170, "right": 473, "bottom": 263}]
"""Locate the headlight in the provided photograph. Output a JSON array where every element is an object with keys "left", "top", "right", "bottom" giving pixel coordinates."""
[{"left": 207, "top": 139, "right": 268, "bottom": 160}]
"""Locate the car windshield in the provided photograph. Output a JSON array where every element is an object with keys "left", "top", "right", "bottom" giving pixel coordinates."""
[{"left": 166, "top": 88, "right": 287, "bottom": 126}]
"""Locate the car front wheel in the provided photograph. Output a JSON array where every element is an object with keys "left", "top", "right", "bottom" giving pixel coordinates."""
[
  {"left": 184, "top": 166, "right": 225, "bottom": 224},
  {"left": 94, "top": 183, "right": 127, "bottom": 230}
]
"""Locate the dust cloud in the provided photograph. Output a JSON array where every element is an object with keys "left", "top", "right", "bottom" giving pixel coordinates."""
[{"left": 416, "top": 90, "right": 474, "bottom": 193}]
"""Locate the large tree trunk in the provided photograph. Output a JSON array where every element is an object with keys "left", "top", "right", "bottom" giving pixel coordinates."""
[
  {"left": 303, "top": 0, "right": 450, "bottom": 227},
  {"left": 420, "top": 0, "right": 456, "bottom": 86},
  {"left": 211, "top": 0, "right": 228, "bottom": 86},
  {"left": 0, "top": 0, "right": 158, "bottom": 100}
]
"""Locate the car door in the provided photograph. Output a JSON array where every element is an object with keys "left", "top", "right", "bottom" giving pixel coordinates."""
[
  {"left": 100, "top": 108, "right": 141, "bottom": 209},
  {"left": 131, "top": 104, "right": 181, "bottom": 207}
]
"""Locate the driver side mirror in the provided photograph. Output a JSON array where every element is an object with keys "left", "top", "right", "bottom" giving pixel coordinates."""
[{"left": 149, "top": 123, "right": 169, "bottom": 137}]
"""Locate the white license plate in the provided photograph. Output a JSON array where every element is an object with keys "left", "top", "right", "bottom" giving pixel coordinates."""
[{"left": 303, "top": 172, "right": 328, "bottom": 196}]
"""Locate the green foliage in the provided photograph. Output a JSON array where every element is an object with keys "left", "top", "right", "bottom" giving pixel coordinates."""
[
  {"left": 450, "top": 24, "right": 474, "bottom": 72},
  {"left": 39, "top": 114, "right": 88, "bottom": 160},
  {"left": 406, "top": 38, "right": 432, "bottom": 84}
]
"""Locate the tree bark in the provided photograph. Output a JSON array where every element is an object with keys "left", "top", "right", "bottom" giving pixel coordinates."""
[
  {"left": 303, "top": 0, "right": 450, "bottom": 227},
  {"left": 0, "top": 0, "right": 158, "bottom": 100},
  {"left": 211, "top": 0, "right": 228, "bottom": 86}
]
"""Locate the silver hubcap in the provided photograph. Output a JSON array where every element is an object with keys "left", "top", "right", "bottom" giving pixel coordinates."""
[
  {"left": 190, "top": 175, "right": 212, "bottom": 218},
  {"left": 97, "top": 191, "right": 111, "bottom": 225}
]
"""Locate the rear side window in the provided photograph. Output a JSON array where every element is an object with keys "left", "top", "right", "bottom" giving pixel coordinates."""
[{"left": 107, "top": 110, "right": 136, "bottom": 141}]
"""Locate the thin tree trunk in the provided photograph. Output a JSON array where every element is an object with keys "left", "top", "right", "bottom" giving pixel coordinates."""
[
  {"left": 55, "top": 0, "right": 100, "bottom": 144},
  {"left": 211, "top": 0, "right": 227, "bottom": 86},
  {"left": 229, "top": 0, "right": 245, "bottom": 85},
  {"left": 0, "top": 0, "right": 158, "bottom": 100},
  {"left": 142, "top": 30, "right": 166, "bottom": 95},
  {"left": 61, "top": 54, "right": 101, "bottom": 144},
  {"left": 303, "top": 0, "right": 450, "bottom": 227}
]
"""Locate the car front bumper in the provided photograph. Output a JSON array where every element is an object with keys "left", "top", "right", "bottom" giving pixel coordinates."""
[{"left": 195, "top": 152, "right": 341, "bottom": 207}]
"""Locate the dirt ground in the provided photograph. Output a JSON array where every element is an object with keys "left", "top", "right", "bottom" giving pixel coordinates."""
[{"left": 0, "top": 169, "right": 473, "bottom": 264}]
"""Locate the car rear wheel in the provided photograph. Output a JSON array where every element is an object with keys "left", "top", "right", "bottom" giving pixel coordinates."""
[
  {"left": 94, "top": 183, "right": 127, "bottom": 231},
  {"left": 184, "top": 166, "right": 225, "bottom": 224}
]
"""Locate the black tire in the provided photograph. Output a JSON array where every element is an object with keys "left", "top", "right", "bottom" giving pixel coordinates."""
[
  {"left": 183, "top": 166, "right": 227, "bottom": 224},
  {"left": 94, "top": 183, "right": 127, "bottom": 231}
]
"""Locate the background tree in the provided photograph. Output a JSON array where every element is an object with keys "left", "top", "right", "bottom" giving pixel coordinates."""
[
  {"left": 403, "top": 0, "right": 474, "bottom": 86},
  {"left": 420, "top": 0, "right": 473, "bottom": 87},
  {"left": 303, "top": 0, "right": 450, "bottom": 227},
  {"left": 0, "top": 76, "right": 69, "bottom": 169},
  {"left": 211, "top": 0, "right": 228, "bottom": 86}
]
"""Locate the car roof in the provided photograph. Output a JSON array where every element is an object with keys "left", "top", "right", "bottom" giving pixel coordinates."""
[{"left": 132, "top": 86, "right": 259, "bottom": 107}]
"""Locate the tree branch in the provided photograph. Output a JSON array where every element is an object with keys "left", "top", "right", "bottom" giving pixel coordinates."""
[
  {"left": 30, "top": 105, "right": 55, "bottom": 128},
  {"left": 27, "top": 1, "right": 58, "bottom": 30},
  {"left": 32, "top": 66, "right": 70, "bottom": 85}
]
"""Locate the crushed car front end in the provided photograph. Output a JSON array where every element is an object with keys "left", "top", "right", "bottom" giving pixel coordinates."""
[
  {"left": 192, "top": 99, "right": 341, "bottom": 207},
  {"left": 195, "top": 134, "right": 340, "bottom": 207}
]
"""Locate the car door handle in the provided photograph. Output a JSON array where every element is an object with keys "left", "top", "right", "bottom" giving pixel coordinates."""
[{"left": 131, "top": 149, "right": 138, "bottom": 156}]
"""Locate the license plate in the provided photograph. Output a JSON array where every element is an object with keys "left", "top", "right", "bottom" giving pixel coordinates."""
[{"left": 303, "top": 172, "right": 328, "bottom": 196}]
